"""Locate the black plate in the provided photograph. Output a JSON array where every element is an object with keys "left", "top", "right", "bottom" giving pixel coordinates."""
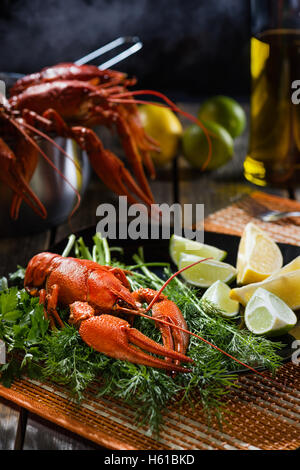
[{"left": 52, "top": 226, "right": 300, "bottom": 370}]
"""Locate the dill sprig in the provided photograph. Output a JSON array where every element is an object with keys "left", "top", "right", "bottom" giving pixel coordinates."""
[{"left": 0, "top": 233, "right": 283, "bottom": 435}]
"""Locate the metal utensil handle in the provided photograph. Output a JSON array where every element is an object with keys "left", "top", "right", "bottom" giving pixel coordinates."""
[{"left": 75, "top": 36, "right": 142, "bottom": 69}]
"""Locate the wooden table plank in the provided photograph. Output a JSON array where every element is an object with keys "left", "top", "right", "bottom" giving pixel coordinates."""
[
  {"left": 294, "top": 188, "right": 300, "bottom": 202},
  {"left": 0, "top": 398, "right": 20, "bottom": 450},
  {"left": 23, "top": 414, "right": 100, "bottom": 450}
]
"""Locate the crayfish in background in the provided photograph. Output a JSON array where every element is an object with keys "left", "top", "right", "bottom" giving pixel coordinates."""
[{"left": 1, "top": 62, "right": 212, "bottom": 221}]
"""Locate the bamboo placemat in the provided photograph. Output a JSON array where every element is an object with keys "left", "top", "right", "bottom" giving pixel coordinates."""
[
  {"left": 0, "top": 363, "right": 299, "bottom": 450},
  {"left": 0, "top": 191, "right": 299, "bottom": 450},
  {"left": 203, "top": 191, "right": 300, "bottom": 246}
]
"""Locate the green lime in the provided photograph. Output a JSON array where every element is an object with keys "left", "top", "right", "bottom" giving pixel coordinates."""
[
  {"left": 178, "top": 254, "right": 237, "bottom": 288},
  {"left": 244, "top": 288, "right": 297, "bottom": 337},
  {"left": 202, "top": 280, "right": 239, "bottom": 317},
  {"left": 169, "top": 234, "right": 227, "bottom": 265},
  {"left": 181, "top": 121, "right": 233, "bottom": 171},
  {"left": 198, "top": 96, "right": 246, "bottom": 139}
]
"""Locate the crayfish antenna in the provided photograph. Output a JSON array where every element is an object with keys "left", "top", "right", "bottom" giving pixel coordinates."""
[
  {"left": 144, "top": 258, "right": 212, "bottom": 311},
  {"left": 109, "top": 90, "right": 213, "bottom": 171}
]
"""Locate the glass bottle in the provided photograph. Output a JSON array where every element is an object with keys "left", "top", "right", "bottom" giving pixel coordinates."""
[{"left": 244, "top": 0, "right": 300, "bottom": 187}]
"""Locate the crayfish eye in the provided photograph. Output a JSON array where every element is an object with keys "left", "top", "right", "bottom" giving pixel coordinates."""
[{"left": 115, "top": 299, "right": 133, "bottom": 311}]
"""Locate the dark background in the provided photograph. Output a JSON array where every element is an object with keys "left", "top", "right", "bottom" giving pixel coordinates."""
[{"left": 0, "top": 0, "right": 251, "bottom": 99}]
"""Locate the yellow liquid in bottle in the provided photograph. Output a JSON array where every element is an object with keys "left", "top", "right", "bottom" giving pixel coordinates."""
[{"left": 245, "top": 30, "right": 300, "bottom": 187}]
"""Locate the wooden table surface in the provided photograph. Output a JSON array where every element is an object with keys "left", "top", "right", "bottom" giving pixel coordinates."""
[{"left": 0, "top": 103, "right": 298, "bottom": 450}]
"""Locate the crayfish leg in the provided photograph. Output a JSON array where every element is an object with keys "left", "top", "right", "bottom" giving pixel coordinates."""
[
  {"left": 113, "top": 113, "right": 155, "bottom": 202},
  {"left": 38, "top": 284, "right": 64, "bottom": 329},
  {"left": 0, "top": 137, "right": 47, "bottom": 219},
  {"left": 10, "top": 137, "right": 39, "bottom": 219},
  {"left": 70, "top": 126, "right": 154, "bottom": 208},
  {"left": 39, "top": 288, "right": 55, "bottom": 329},
  {"left": 93, "top": 107, "right": 155, "bottom": 202}
]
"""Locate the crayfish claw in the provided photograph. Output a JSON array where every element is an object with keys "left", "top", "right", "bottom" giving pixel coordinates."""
[{"left": 78, "top": 314, "right": 193, "bottom": 373}]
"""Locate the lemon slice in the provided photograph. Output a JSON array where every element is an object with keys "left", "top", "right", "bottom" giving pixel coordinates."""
[
  {"left": 169, "top": 234, "right": 227, "bottom": 265},
  {"left": 236, "top": 223, "right": 283, "bottom": 285},
  {"left": 245, "top": 288, "right": 297, "bottom": 336},
  {"left": 202, "top": 280, "right": 239, "bottom": 317},
  {"left": 179, "top": 254, "right": 237, "bottom": 288}
]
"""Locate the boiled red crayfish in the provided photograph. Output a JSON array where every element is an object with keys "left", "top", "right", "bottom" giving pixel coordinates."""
[
  {"left": 1, "top": 62, "right": 212, "bottom": 221},
  {"left": 0, "top": 63, "right": 159, "bottom": 221},
  {"left": 24, "top": 252, "right": 193, "bottom": 373},
  {"left": 9, "top": 62, "right": 133, "bottom": 96}
]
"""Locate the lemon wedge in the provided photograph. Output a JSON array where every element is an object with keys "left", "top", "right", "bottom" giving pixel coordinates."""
[{"left": 236, "top": 223, "right": 283, "bottom": 285}]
